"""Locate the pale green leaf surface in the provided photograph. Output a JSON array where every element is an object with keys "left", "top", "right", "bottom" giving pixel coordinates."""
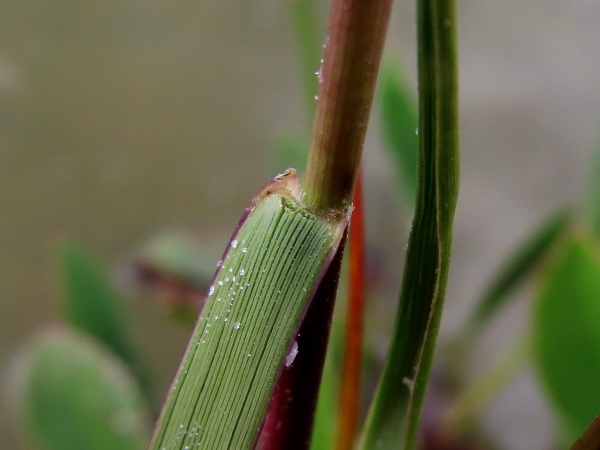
[
  {"left": 532, "top": 231, "right": 600, "bottom": 443},
  {"left": 149, "top": 183, "right": 346, "bottom": 449},
  {"left": 13, "top": 327, "right": 149, "bottom": 450}
]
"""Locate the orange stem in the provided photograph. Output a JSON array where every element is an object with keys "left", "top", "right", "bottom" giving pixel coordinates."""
[{"left": 335, "top": 171, "right": 365, "bottom": 450}]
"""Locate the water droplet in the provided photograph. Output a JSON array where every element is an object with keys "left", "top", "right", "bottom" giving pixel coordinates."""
[
  {"left": 239, "top": 268, "right": 245, "bottom": 275},
  {"left": 402, "top": 377, "right": 414, "bottom": 389},
  {"left": 286, "top": 340, "right": 299, "bottom": 367},
  {"left": 233, "top": 321, "right": 241, "bottom": 330},
  {"left": 314, "top": 94, "right": 318, "bottom": 100},
  {"left": 231, "top": 239, "right": 238, "bottom": 248},
  {"left": 216, "top": 298, "right": 221, "bottom": 302},
  {"left": 415, "top": 128, "right": 419, "bottom": 135},
  {"left": 218, "top": 280, "right": 223, "bottom": 286},
  {"left": 247, "top": 353, "right": 252, "bottom": 357},
  {"left": 242, "top": 247, "right": 248, "bottom": 253},
  {"left": 208, "top": 286, "right": 214, "bottom": 296}
]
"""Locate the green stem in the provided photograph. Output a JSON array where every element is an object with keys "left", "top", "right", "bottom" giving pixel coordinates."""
[{"left": 303, "top": 0, "right": 393, "bottom": 214}]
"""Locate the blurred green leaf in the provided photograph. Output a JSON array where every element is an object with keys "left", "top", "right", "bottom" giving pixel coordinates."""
[
  {"left": 61, "top": 242, "right": 148, "bottom": 392},
  {"left": 273, "top": 132, "right": 309, "bottom": 175},
  {"left": 289, "top": 0, "right": 321, "bottom": 116},
  {"left": 11, "top": 327, "right": 149, "bottom": 450},
  {"left": 461, "top": 209, "right": 571, "bottom": 340},
  {"left": 137, "top": 233, "right": 217, "bottom": 290},
  {"left": 379, "top": 59, "right": 419, "bottom": 206},
  {"left": 532, "top": 230, "right": 600, "bottom": 443}
]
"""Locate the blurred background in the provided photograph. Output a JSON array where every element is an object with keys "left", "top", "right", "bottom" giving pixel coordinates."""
[{"left": 1, "top": 0, "right": 600, "bottom": 448}]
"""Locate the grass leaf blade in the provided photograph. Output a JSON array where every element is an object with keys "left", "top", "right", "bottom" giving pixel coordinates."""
[{"left": 361, "top": 0, "right": 459, "bottom": 447}]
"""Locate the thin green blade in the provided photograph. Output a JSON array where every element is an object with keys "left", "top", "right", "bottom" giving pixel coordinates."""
[
  {"left": 149, "top": 171, "right": 347, "bottom": 449},
  {"left": 532, "top": 230, "right": 600, "bottom": 444},
  {"left": 361, "top": 0, "right": 459, "bottom": 447}
]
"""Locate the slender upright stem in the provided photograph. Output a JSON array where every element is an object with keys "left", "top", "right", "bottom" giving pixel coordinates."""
[{"left": 303, "top": 0, "right": 393, "bottom": 213}]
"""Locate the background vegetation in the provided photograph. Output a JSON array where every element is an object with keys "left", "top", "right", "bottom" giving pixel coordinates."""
[{"left": 2, "top": 1, "right": 600, "bottom": 449}]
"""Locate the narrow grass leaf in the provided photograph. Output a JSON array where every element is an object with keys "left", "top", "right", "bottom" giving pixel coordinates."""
[
  {"left": 460, "top": 209, "right": 571, "bottom": 341},
  {"left": 61, "top": 243, "right": 149, "bottom": 392},
  {"left": 11, "top": 327, "right": 149, "bottom": 450},
  {"left": 379, "top": 60, "right": 419, "bottom": 206},
  {"left": 148, "top": 170, "right": 347, "bottom": 449},
  {"left": 361, "top": 0, "right": 459, "bottom": 447},
  {"left": 532, "top": 230, "right": 600, "bottom": 444}
]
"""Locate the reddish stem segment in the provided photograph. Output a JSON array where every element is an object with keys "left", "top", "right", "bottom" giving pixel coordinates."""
[
  {"left": 335, "top": 172, "right": 366, "bottom": 450},
  {"left": 303, "top": 0, "right": 393, "bottom": 213}
]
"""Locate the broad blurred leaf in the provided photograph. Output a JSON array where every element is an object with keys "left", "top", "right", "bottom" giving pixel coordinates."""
[
  {"left": 378, "top": 59, "right": 418, "bottom": 206},
  {"left": 532, "top": 231, "right": 600, "bottom": 443},
  {"left": 61, "top": 243, "right": 148, "bottom": 391},
  {"left": 11, "top": 327, "right": 149, "bottom": 450}
]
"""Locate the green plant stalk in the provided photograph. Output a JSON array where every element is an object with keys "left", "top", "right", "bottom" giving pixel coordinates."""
[
  {"left": 303, "top": 0, "right": 393, "bottom": 213},
  {"left": 148, "top": 171, "right": 347, "bottom": 449},
  {"left": 361, "top": 0, "right": 459, "bottom": 447}
]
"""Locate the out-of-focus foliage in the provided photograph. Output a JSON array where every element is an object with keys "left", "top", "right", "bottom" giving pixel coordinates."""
[
  {"left": 532, "top": 231, "right": 600, "bottom": 444},
  {"left": 9, "top": 327, "right": 149, "bottom": 450},
  {"left": 61, "top": 243, "right": 148, "bottom": 391}
]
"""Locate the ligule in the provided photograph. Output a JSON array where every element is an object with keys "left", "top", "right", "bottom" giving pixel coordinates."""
[{"left": 149, "top": 171, "right": 347, "bottom": 449}]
